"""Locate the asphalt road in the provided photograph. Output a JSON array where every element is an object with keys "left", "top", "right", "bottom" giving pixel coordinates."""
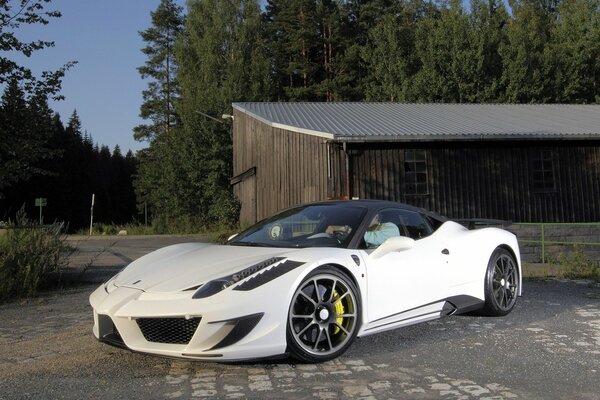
[{"left": 0, "top": 237, "right": 599, "bottom": 399}]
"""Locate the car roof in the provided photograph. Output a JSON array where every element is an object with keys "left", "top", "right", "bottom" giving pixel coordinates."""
[{"left": 295, "top": 199, "right": 448, "bottom": 222}]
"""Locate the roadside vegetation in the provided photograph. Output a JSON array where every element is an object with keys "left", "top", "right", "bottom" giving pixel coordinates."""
[
  {"left": 557, "top": 245, "right": 600, "bottom": 282},
  {"left": 0, "top": 211, "right": 72, "bottom": 301},
  {"left": 78, "top": 222, "right": 239, "bottom": 245}
]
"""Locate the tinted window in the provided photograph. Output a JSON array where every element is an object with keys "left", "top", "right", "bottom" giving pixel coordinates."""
[{"left": 379, "top": 209, "right": 433, "bottom": 240}]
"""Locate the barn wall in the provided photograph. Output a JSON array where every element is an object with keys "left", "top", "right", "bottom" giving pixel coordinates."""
[
  {"left": 233, "top": 109, "right": 600, "bottom": 223},
  {"left": 346, "top": 141, "right": 600, "bottom": 222},
  {"left": 233, "top": 110, "right": 336, "bottom": 223}
]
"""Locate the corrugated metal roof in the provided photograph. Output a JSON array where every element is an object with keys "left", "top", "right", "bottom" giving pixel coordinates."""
[{"left": 232, "top": 102, "right": 600, "bottom": 141}]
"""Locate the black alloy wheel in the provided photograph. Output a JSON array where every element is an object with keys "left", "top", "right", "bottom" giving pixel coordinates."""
[
  {"left": 482, "top": 248, "right": 519, "bottom": 316},
  {"left": 287, "top": 267, "right": 360, "bottom": 362}
]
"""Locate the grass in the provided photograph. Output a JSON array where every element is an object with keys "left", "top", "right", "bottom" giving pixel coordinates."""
[
  {"left": 523, "top": 245, "right": 600, "bottom": 282},
  {"left": 0, "top": 211, "right": 73, "bottom": 301},
  {"left": 78, "top": 221, "right": 247, "bottom": 244},
  {"left": 557, "top": 244, "right": 600, "bottom": 281}
]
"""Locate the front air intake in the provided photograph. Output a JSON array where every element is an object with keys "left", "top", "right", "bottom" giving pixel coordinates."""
[
  {"left": 136, "top": 317, "right": 201, "bottom": 344},
  {"left": 98, "top": 314, "right": 126, "bottom": 348}
]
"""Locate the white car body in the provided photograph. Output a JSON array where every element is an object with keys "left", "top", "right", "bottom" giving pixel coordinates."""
[{"left": 90, "top": 201, "right": 521, "bottom": 362}]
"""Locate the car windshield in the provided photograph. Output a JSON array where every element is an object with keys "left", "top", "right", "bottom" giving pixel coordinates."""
[{"left": 229, "top": 204, "right": 367, "bottom": 248}]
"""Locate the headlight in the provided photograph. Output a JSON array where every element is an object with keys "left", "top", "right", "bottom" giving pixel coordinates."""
[{"left": 193, "top": 257, "right": 285, "bottom": 299}]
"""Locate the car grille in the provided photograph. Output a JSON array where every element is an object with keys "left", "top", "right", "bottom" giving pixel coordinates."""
[{"left": 136, "top": 317, "right": 201, "bottom": 344}]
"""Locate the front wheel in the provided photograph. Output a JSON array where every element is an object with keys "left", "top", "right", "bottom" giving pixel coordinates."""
[
  {"left": 287, "top": 267, "right": 361, "bottom": 362},
  {"left": 481, "top": 248, "right": 519, "bottom": 316}
]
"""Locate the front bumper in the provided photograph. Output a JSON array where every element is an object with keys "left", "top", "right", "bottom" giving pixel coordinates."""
[{"left": 89, "top": 284, "right": 289, "bottom": 361}]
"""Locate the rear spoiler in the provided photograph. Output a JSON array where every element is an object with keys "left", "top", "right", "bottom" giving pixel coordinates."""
[{"left": 454, "top": 219, "right": 512, "bottom": 230}]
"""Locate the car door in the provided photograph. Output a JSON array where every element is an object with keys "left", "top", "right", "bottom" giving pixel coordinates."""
[{"left": 365, "top": 209, "right": 451, "bottom": 323}]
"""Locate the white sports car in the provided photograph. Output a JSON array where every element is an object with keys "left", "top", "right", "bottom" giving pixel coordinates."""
[{"left": 90, "top": 200, "right": 521, "bottom": 362}]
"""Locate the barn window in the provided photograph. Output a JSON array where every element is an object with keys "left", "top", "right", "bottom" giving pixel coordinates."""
[
  {"left": 532, "top": 150, "right": 555, "bottom": 193},
  {"left": 404, "top": 149, "right": 428, "bottom": 195}
]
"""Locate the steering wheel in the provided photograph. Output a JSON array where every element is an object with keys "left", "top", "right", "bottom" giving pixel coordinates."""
[{"left": 331, "top": 227, "right": 350, "bottom": 244}]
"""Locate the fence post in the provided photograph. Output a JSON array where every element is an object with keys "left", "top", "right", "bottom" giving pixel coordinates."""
[{"left": 541, "top": 223, "right": 545, "bottom": 264}]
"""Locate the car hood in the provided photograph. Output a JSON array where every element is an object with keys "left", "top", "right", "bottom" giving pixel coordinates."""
[{"left": 113, "top": 242, "right": 302, "bottom": 293}]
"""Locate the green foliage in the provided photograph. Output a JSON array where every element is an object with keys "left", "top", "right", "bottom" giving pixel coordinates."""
[
  {"left": 0, "top": 0, "right": 76, "bottom": 99},
  {"left": 129, "top": 0, "right": 600, "bottom": 233},
  {"left": 499, "top": 0, "right": 553, "bottom": 102},
  {"left": 362, "top": 8, "right": 417, "bottom": 101},
  {"left": 550, "top": 0, "right": 600, "bottom": 103},
  {"left": 558, "top": 245, "right": 600, "bottom": 281},
  {"left": 0, "top": 210, "right": 72, "bottom": 301},
  {"left": 1, "top": 105, "right": 138, "bottom": 230},
  {"left": 134, "top": 0, "right": 184, "bottom": 142}
]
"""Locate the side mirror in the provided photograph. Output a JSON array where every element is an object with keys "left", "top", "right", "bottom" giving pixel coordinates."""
[
  {"left": 227, "top": 233, "right": 239, "bottom": 241},
  {"left": 370, "top": 236, "right": 415, "bottom": 259}
]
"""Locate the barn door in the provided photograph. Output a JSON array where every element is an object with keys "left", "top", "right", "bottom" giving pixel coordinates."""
[
  {"left": 238, "top": 173, "right": 256, "bottom": 225},
  {"left": 232, "top": 167, "right": 257, "bottom": 226}
]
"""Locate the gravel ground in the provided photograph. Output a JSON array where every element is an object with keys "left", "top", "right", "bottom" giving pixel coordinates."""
[{"left": 0, "top": 279, "right": 598, "bottom": 400}]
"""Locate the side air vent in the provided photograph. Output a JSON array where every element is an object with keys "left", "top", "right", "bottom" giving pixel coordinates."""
[
  {"left": 98, "top": 314, "right": 126, "bottom": 348},
  {"left": 137, "top": 317, "right": 201, "bottom": 344},
  {"left": 208, "top": 313, "right": 264, "bottom": 350}
]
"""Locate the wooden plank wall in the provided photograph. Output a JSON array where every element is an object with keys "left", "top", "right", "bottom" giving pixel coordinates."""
[
  {"left": 347, "top": 141, "right": 600, "bottom": 222},
  {"left": 234, "top": 110, "right": 600, "bottom": 223},
  {"left": 233, "top": 110, "right": 333, "bottom": 222}
]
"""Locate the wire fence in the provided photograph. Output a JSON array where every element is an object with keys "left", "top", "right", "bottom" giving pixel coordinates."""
[{"left": 509, "top": 222, "right": 600, "bottom": 263}]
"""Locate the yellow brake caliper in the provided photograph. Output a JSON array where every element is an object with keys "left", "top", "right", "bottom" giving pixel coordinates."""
[{"left": 332, "top": 290, "right": 345, "bottom": 334}]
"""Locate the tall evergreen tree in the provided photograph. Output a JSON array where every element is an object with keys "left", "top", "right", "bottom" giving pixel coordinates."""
[
  {"left": 266, "top": 0, "right": 321, "bottom": 100},
  {"left": 361, "top": 1, "right": 419, "bottom": 101},
  {"left": 0, "top": 80, "right": 54, "bottom": 197},
  {"left": 500, "top": 0, "right": 554, "bottom": 102},
  {"left": 168, "top": 0, "right": 268, "bottom": 227},
  {"left": 467, "top": 0, "right": 509, "bottom": 102},
  {"left": 550, "top": 0, "right": 600, "bottom": 103},
  {"left": 133, "top": 0, "right": 184, "bottom": 142},
  {"left": 410, "top": 0, "right": 478, "bottom": 102},
  {"left": 314, "top": 0, "right": 354, "bottom": 101}
]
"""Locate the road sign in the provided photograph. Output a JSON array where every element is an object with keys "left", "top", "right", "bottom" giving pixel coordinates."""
[{"left": 35, "top": 197, "right": 47, "bottom": 225}]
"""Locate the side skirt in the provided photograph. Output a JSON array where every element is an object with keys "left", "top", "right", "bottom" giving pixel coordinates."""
[{"left": 358, "top": 295, "right": 483, "bottom": 337}]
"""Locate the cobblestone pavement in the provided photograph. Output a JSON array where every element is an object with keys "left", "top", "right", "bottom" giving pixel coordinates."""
[{"left": 0, "top": 279, "right": 599, "bottom": 400}]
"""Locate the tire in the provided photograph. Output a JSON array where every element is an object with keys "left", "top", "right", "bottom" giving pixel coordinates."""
[
  {"left": 481, "top": 248, "right": 519, "bottom": 316},
  {"left": 287, "top": 267, "right": 361, "bottom": 362}
]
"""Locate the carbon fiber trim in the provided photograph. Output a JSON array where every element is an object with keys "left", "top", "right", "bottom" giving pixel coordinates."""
[
  {"left": 208, "top": 313, "right": 264, "bottom": 350},
  {"left": 233, "top": 260, "right": 305, "bottom": 291}
]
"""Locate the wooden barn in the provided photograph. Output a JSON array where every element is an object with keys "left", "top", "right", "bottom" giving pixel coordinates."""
[{"left": 230, "top": 103, "right": 600, "bottom": 225}]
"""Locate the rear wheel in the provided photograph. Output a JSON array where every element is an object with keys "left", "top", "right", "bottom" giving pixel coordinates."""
[
  {"left": 481, "top": 248, "right": 519, "bottom": 316},
  {"left": 287, "top": 267, "right": 360, "bottom": 362}
]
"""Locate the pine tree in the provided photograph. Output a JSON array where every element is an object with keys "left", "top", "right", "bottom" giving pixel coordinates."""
[
  {"left": 361, "top": 1, "right": 419, "bottom": 101},
  {"left": 467, "top": 0, "right": 509, "bottom": 102},
  {"left": 133, "top": 0, "right": 184, "bottom": 142},
  {"left": 169, "top": 0, "right": 268, "bottom": 227},
  {"left": 0, "top": 80, "right": 55, "bottom": 196},
  {"left": 410, "top": 0, "right": 479, "bottom": 102},
  {"left": 499, "top": 0, "right": 554, "bottom": 102},
  {"left": 266, "top": 0, "right": 321, "bottom": 100},
  {"left": 550, "top": 0, "right": 600, "bottom": 103}
]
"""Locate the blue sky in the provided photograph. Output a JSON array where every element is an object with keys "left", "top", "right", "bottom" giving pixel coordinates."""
[{"left": 9, "top": 0, "right": 186, "bottom": 153}]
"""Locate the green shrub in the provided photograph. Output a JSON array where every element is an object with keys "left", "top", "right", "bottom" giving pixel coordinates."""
[
  {"left": 0, "top": 211, "right": 72, "bottom": 300},
  {"left": 558, "top": 244, "right": 600, "bottom": 281}
]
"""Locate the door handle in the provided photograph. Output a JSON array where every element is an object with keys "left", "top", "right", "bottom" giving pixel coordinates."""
[{"left": 441, "top": 248, "right": 450, "bottom": 255}]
